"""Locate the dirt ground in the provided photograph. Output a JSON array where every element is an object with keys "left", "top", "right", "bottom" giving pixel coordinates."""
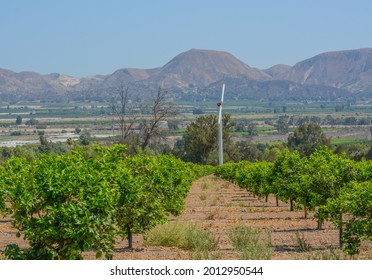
[{"left": 1, "top": 175, "right": 371, "bottom": 260}]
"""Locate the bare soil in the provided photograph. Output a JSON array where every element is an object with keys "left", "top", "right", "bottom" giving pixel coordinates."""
[{"left": 1, "top": 175, "right": 371, "bottom": 260}]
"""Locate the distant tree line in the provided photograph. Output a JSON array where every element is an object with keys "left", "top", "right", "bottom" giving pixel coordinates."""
[{"left": 1, "top": 112, "right": 372, "bottom": 164}]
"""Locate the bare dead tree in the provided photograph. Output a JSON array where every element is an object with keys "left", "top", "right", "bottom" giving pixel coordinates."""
[
  {"left": 140, "top": 87, "right": 178, "bottom": 150},
  {"left": 111, "top": 84, "right": 138, "bottom": 143}
]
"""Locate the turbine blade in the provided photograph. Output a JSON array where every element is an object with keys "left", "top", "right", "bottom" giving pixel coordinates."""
[{"left": 221, "top": 83, "right": 225, "bottom": 103}]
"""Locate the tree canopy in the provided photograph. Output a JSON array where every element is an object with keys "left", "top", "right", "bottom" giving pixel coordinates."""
[{"left": 288, "top": 123, "right": 330, "bottom": 156}]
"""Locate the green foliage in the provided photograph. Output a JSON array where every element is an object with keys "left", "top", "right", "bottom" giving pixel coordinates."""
[
  {"left": 115, "top": 153, "right": 195, "bottom": 245},
  {"left": 228, "top": 225, "right": 272, "bottom": 260},
  {"left": 355, "top": 159, "right": 372, "bottom": 182},
  {"left": 10, "top": 131, "right": 22, "bottom": 136},
  {"left": 271, "top": 149, "right": 303, "bottom": 209},
  {"left": 1, "top": 148, "right": 121, "bottom": 259},
  {"left": 25, "top": 118, "right": 39, "bottom": 126},
  {"left": 276, "top": 116, "right": 289, "bottom": 134},
  {"left": 144, "top": 223, "right": 190, "bottom": 248},
  {"left": 144, "top": 223, "right": 218, "bottom": 259},
  {"left": 15, "top": 115, "right": 22, "bottom": 125},
  {"left": 288, "top": 123, "right": 330, "bottom": 156},
  {"left": 215, "top": 147, "right": 372, "bottom": 256},
  {"left": 215, "top": 162, "right": 241, "bottom": 183},
  {"left": 322, "top": 181, "right": 372, "bottom": 255},
  {"left": 79, "top": 129, "right": 92, "bottom": 146},
  {"left": 0, "top": 165, "right": 7, "bottom": 215},
  {"left": 183, "top": 114, "right": 234, "bottom": 164},
  {"left": 0, "top": 144, "right": 201, "bottom": 259}
]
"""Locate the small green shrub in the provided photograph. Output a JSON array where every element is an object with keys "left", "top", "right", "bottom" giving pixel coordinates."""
[
  {"left": 228, "top": 225, "right": 272, "bottom": 260},
  {"left": 10, "top": 131, "right": 21, "bottom": 136},
  {"left": 199, "top": 193, "right": 207, "bottom": 201},
  {"left": 305, "top": 248, "right": 352, "bottom": 260},
  {"left": 144, "top": 223, "right": 219, "bottom": 259},
  {"left": 144, "top": 223, "right": 188, "bottom": 248}
]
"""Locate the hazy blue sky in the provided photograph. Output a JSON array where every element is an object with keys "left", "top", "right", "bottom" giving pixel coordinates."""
[{"left": 1, "top": 0, "right": 371, "bottom": 76}]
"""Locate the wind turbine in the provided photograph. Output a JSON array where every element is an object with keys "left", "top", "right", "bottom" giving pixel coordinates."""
[{"left": 217, "top": 83, "right": 225, "bottom": 165}]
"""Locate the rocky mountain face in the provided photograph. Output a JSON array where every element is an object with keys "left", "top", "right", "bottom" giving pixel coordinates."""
[
  {"left": 277, "top": 48, "right": 372, "bottom": 94},
  {"left": 1, "top": 48, "right": 371, "bottom": 102}
]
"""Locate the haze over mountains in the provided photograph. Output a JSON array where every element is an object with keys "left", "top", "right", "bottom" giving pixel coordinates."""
[{"left": 1, "top": 48, "right": 371, "bottom": 102}]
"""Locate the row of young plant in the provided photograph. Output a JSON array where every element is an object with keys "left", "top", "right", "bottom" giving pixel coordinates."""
[
  {"left": 0, "top": 144, "right": 211, "bottom": 260},
  {"left": 215, "top": 148, "right": 372, "bottom": 255}
]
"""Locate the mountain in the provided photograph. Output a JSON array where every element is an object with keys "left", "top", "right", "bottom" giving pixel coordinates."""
[
  {"left": 1, "top": 48, "right": 371, "bottom": 102},
  {"left": 263, "top": 64, "right": 291, "bottom": 78},
  {"left": 279, "top": 48, "right": 372, "bottom": 93},
  {"left": 200, "top": 77, "right": 353, "bottom": 102},
  {"left": 0, "top": 69, "right": 52, "bottom": 93},
  {"left": 148, "top": 49, "right": 270, "bottom": 89}
]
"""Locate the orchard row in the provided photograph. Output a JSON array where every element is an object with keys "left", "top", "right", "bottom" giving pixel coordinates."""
[
  {"left": 215, "top": 148, "right": 372, "bottom": 255},
  {"left": 0, "top": 145, "right": 211, "bottom": 259}
]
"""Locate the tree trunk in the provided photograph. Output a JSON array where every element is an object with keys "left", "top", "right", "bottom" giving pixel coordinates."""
[
  {"left": 290, "top": 199, "right": 294, "bottom": 211},
  {"left": 127, "top": 227, "right": 133, "bottom": 249},
  {"left": 317, "top": 219, "right": 323, "bottom": 230},
  {"left": 276, "top": 196, "right": 279, "bottom": 207},
  {"left": 304, "top": 204, "right": 308, "bottom": 219},
  {"left": 339, "top": 214, "right": 343, "bottom": 249},
  {"left": 265, "top": 194, "right": 269, "bottom": 203}
]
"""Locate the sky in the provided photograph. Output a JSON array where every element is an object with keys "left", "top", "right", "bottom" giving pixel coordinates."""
[{"left": 1, "top": 0, "right": 372, "bottom": 77}]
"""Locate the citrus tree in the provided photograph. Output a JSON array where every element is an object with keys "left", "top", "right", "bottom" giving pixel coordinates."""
[
  {"left": 0, "top": 145, "right": 202, "bottom": 259},
  {"left": 323, "top": 181, "right": 372, "bottom": 255},
  {"left": 0, "top": 165, "right": 7, "bottom": 215},
  {"left": 271, "top": 149, "right": 304, "bottom": 212},
  {"left": 1, "top": 147, "right": 121, "bottom": 259},
  {"left": 117, "top": 154, "right": 195, "bottom": 248},
  {"left": 303, "top": 149, "right": 357, "bottom": 227},
  {"left": 215, "top": 161, "right": 274, "bottom": 205}
]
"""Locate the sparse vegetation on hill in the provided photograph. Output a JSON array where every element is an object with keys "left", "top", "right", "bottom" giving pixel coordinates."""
[{"left": 1, "top": 48, "right": 372, "bottom": 103}]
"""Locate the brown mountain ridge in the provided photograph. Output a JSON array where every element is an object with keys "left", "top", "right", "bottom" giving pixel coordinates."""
[{"left": 1, "top": 48, "right": 371, "bottom": 102}]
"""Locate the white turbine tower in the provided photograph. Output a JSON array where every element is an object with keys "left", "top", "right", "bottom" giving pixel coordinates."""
[{"left": 217, "top": 83, "right": 225, "bottom": 165}]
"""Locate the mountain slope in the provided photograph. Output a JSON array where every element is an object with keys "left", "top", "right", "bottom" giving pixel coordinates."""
[
  {"left": 0, "top": 69, "right": 53, "bottom": 93},
  {"left": 263, "top": 64, "right": 291, "bottom": 78},
  {"left": 279, "top": 48, "right": 372, "bottom": 93},
  {"left": 149, "top": 49, "right": 271, "bottom": 89},
  {"left": 1, "top": 48, "right": 372, "bottom": 102},
  {"left": 200, "top": 76, "right": 353, "bottom": 102}
]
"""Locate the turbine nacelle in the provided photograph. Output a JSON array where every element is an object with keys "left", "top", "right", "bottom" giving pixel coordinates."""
[{"left": 217, "top": 84, "right": 225, "bottom": 125}]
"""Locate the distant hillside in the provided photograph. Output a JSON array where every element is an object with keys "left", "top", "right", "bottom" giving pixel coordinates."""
[
  {"left": 279, "top": 48, "right": 372, "bottom": 93},
  {"left": 148, "top": 49, "right": 270, "bottom": 89},
  {"left": 199, "top": 77, "right": 353, "bottom": 102},
  {"left": 263, "top": 64, "right": 291, "bottom": 78},
  {"left": 1, "top": 48, "right": 371, "bottom": 103}
]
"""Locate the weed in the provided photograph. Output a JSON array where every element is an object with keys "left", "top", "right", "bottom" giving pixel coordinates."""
[
  {"left": 205, "top": 210, "right": 219, "bottom": 220},
  {"left": 187, "top": 227, "right": 220, "bottom": 260},
  {"left": 144, "top": 223, "right": 188, "bottom": 248},
  {"left": 201, "top": 183, "right": 209, "bottom": 190},
  {"left": 293, "top": 232, "right": 311, "bottom": 252},
  {"left": 210, "top": 197, "right": 218, "bottom": 206},
  {"left": 199, "top": 193, "right": 207, "bottom": 201},
  {"left": 144, "top": 223, "right": 219, "bottom": 260},
  {"left": 228, "top": 225, "right": 272, "bottom": 260},
  {"left": 305, "top": 248, "right": 349, "bottom": 260},
  {"left": 224, "top": 202, "right": 235, "bottom": 207}
]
